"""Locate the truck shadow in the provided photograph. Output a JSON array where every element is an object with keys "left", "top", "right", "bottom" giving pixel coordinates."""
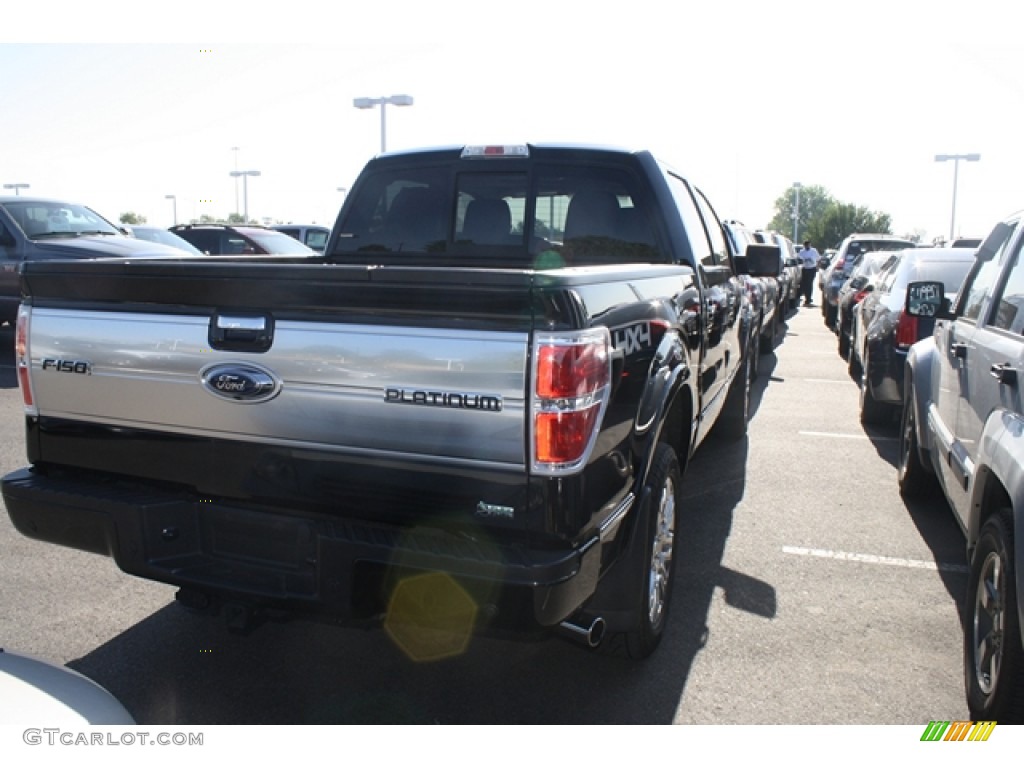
[{"left": 69, "top": 442, "right": 769, "bottom": 724}]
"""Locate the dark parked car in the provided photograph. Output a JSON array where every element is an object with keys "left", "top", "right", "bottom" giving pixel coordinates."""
[
  {"left": 757, "top": 229, "right": 801, "bottom": 312},
  {"left": 126, "top": 225, "right": 204, "bottom": 255},
  {"left": 725, "top": 220, "right": 779, "bottom": 353},
  {"left": 849, "top": 246, "right": 975, "bottom": 424},
  {"left": 899, "top": 213, "right": 1024, "bottom": 720},
  {"left": 835, "top": 250, "right": 903, "bottom": 358},
  {"left": 0, "top": 197, "right": 187, "bottom": 323},
  {"left": 822, "top": 234, "right": 917, "bottom": 329},
  {"left": 169, "top": 224, "right": 317, "bottom": 256}
]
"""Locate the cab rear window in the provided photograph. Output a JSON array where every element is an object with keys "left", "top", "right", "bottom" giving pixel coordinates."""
[{"left": 331, "top": 162, "right": 665, "bottom": 268}]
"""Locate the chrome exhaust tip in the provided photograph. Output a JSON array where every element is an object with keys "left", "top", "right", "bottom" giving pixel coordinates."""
[{"left": 556, "top": 614, "right": 606, "bottom": 648}]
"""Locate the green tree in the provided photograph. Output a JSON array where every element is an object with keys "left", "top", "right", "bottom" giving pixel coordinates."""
[
  {"left": 119, "top": 211, "right": 146, "bottom": 225},
  {"left": 766, "top": 184, "right": 833, "bottom": 241},
  {"left": 804, "top": 203, "right": 892, "bottom": 250},
  {"left": 227, "top": 212, "right": 246, "bottom": 224}
]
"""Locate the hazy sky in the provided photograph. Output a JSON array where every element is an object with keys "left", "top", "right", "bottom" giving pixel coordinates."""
[{"left": 3, "top": 0, "right": 1021, "bottom": 243}]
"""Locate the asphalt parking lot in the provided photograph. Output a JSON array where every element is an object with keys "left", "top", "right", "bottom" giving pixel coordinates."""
[{"left": 0, "top": 296, "right": 972, "bottom": 724}]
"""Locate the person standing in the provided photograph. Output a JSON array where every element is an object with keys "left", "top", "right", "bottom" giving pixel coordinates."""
[{"left": 798, "top": 239, "right": 820, "bottom": 307}]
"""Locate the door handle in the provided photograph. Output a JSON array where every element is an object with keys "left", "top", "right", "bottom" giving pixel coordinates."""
[{"left": 990, "top": 363, "right": 1017, "bottom": 386}]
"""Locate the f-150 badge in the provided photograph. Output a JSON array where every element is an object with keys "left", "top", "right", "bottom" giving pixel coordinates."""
[{"left": 200, "top": 363, "right": 280, "bottom": 403}]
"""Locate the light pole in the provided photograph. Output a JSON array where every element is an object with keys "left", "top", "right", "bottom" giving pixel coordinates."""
[
  {"left": 935, "top": 153, "right": 980, "bottom": 241},
  {"left": 165, "top": 194, "right": 177, "bottom": 225},
  {"left": 229, "top": 170, "right": 261, "bottom": 223},
  {"left": 231, "top": 146, "right": 240, "bottom": 218},
  {"left": 353, "top": 94, "right": 414, "bottom": 153},
  {"left": 3, "top": 183, "right": 29, "bottom": 196},
  {"left": 791, "top": 182, "right": 801, "bottom": 243}
]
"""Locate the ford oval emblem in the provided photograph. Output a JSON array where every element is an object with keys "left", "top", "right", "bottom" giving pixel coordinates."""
[{"left": 200, "top": 363, "right": 281, "bottom": 403}]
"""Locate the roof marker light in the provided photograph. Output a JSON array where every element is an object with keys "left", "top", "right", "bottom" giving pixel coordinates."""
[{"left": 461, "top": 145, "right": 530, "bottom": 158}]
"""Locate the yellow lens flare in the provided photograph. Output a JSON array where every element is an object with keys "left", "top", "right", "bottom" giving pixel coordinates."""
[{"left": 384, "top": 572, "right": 479, "bottom": 662}]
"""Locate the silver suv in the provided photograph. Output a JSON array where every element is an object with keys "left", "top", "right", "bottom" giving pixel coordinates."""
[{"left": 900, "top": 212, "right": 1024, "bottom": 721}]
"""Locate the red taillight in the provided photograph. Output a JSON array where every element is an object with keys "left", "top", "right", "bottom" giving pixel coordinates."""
[
  {"left": 853, "top": 289, "right": 870, "bottom": 304},
  {"left": 894, "top": 310, "right": 919, "bottom": 349},
  {"left": 16, "top": 305, "right": 35, "bottom": 412},
  {"left": 536, "top": 342, "right": 608, "bottom": 399},
  {"left": 532, "top": 330, "right": 611, "bottom": 473}
]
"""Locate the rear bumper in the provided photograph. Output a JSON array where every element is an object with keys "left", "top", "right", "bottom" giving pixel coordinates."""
[{"left": 2, "top": 467, "right": 601, "bottom": 629}]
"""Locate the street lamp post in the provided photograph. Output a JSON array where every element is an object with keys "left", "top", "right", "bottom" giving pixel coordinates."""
[
  {"left": 3, "top": 183, "right": 30, "bottom": 196},
  {"left": 229, "top": 171, "right": 261, "bottom": 223},
  {"left": 165, "top": 194, "right": 177, "bottom": 226},
  {"left": 231, "top": 147, "right": 240, "bottom": 218},
  {"left": 353, "top": 94, "right": 414, "bottom": 153},
  {"left": 935, "top": 153, "right": 980, "bottom": 241},
  {"left": 792, "top": 182, "right": 801, "bottom": 243}
]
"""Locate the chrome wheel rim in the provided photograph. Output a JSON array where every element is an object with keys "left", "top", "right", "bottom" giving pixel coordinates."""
[
  {"left": 647, "top": 474, "right": 676, "bottom": 628},
  {"left": 973, "top": 550, "right": 1005, "bottom": 696}
]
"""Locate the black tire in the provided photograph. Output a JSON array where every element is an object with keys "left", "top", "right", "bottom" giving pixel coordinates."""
[
  {"left": 838, "top": 325, "right": 850, "bottom": 359},
  {"left": 965, "top": 511, "right": 1024, "bottom": 722},
  {"left": 897, "top": 383, "right": 936, "bottom": 497},
  {"left": 717, "top": 352, "right": 751, "bottom": 440},
  {"left": 604, "top": 443, "right": 680, "bottom": 660},
  {"left": 759, "top": 312, "right": 775, "bottom": 354},
  {"left": 859, "top": 352, "right": 889, "bottom": 424},
  {"left": 847, "top": 339, "right": 862, "bottom": 380},
  {"left": 825, "top": 302, "right": 837, "bottom": 331}
]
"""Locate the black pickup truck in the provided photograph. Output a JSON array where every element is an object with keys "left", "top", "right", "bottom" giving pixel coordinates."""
[{"left": 2, "top": 144, "right": 777, "bottom": 660}]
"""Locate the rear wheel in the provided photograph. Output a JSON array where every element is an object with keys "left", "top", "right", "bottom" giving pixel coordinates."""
[
  {"left": 825, "top": 302, "right": 837, "bottom": 330},
  {"left": 759, "top": 311, "right": 776, "bottom": 354},
  {"left": 965, "top": 512, "right": 1024, "bottom": 722},
  {"left": 897, "top": 383, "right": 937, "bottom": 497},
  {"left": 847, "top": 338, "right": 862, "bottom": 380},
  {"left": 838, "top": 322, "right": 850, "bottom": 359},
  {"left": 618, "top": 448, "right": 684, "bottom": 659},
  {"left": 859, "top": 351, "right": 890, "bottom": 425}
]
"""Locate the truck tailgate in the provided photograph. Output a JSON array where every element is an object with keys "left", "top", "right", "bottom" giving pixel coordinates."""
[{"left": 27, "top": 307, "right": 528, "bottom": 468}]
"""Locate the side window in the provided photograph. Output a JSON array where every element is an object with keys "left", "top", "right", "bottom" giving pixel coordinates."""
[
  {"left": 0, "top": 221, "right": 13, "bottom": 250},
  {"left": 666, "top": 173, "right": 714, "bottom": 266},
  {"left": 306, "top": 230, "right": 329, "bottom": 251},
  {"left": 959, "top": 221, "right": 1019, "bottom": 322},
  {"left": 225, "top": 236, "right": 250, "bottom": 255},
  {"left": 989, "top": 238, "right": 1024, "bottom": 333},
  {"left": 188, "top": 231, "right": 218, "bottom": 254},
  {"left": 691, "top": 187, "right": 730, "bottom": 268}
]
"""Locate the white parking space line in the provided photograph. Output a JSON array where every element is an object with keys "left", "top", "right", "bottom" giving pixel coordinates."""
[
  {"left": 783, "top": 545, "right": 967, "bottom": 573},
  {"left": 804, "top": 378, "right": 850, "bottom": 384},
  {"left": 798, "top": 430, "right": 898, "bottom": 441}
]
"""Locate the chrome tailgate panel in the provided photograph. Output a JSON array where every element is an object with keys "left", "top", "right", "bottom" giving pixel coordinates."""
[{"left": 28, "top": 309, "right": 528, "bottom": 469}]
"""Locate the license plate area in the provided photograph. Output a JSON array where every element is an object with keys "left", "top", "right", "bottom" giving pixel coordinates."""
[{"left": 142, "top": 503, "right": 317, "bottom": 597}]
